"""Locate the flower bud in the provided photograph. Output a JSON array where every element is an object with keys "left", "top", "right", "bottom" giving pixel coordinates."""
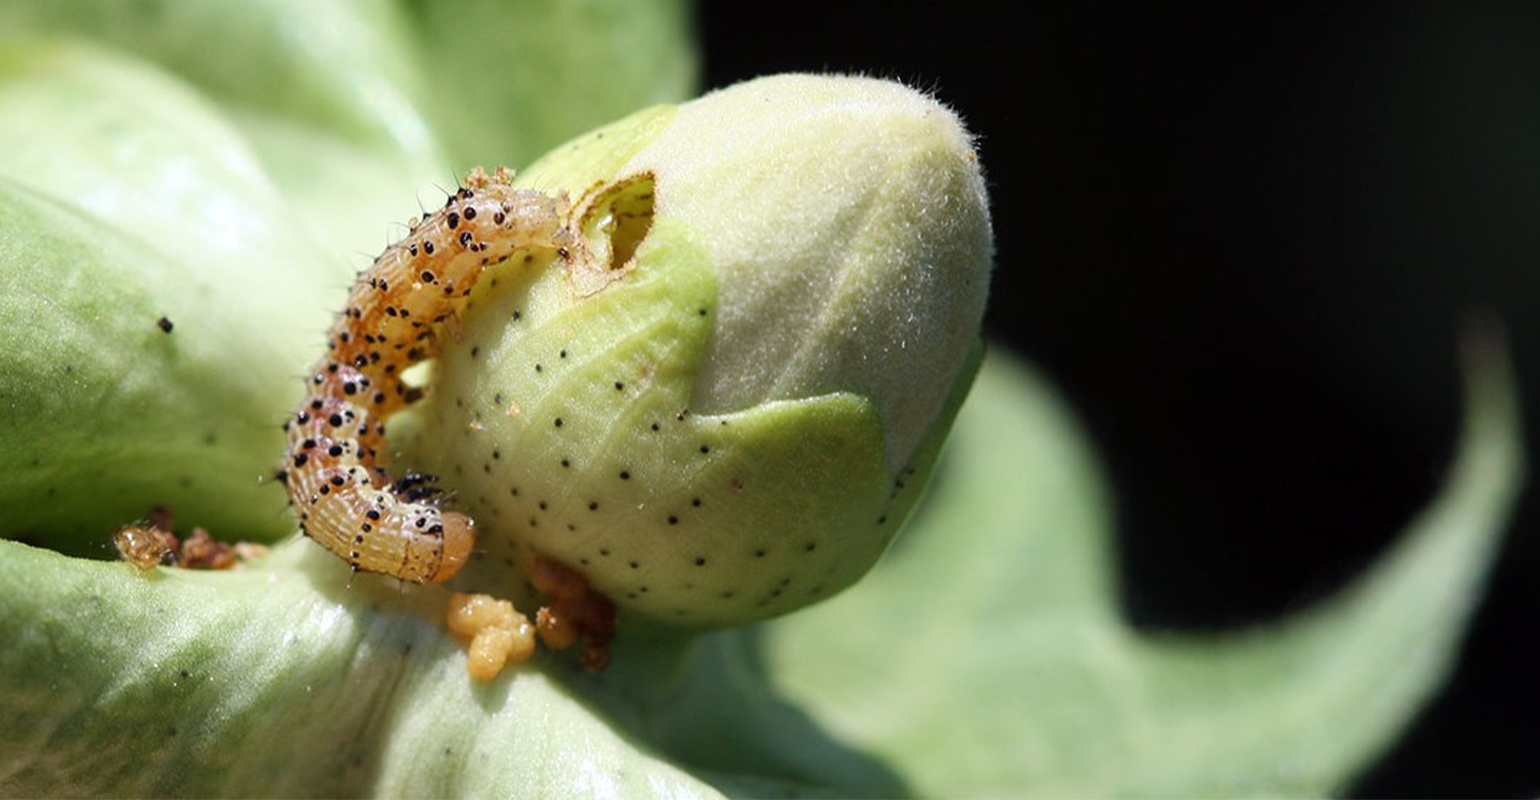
[{"left": 399, "top": 74, "right": 993, "bottom": 626}]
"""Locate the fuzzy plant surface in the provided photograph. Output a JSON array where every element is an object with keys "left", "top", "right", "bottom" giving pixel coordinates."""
[{"left": 0, "top": 2, "right": 1526, "bottom": 797}]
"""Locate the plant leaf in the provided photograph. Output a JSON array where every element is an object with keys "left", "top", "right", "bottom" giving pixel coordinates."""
[
  {"left": 0, "top": 539, "right": 723, "bottom": 797},
  {"left": 731, "top": 344, "right": 1523, "bottom": 797},
  {"left": 0, "top": 40, "right": 330, "bottom": 550},
  {"left": 0, "top": 0, "right": 697, "bottom": 270},
  {"left": 402, "top": 0, "right": 697, "bottom": 170}
]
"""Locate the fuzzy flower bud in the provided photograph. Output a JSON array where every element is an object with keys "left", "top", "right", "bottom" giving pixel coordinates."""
[{"left": 399, "top": 74, "right": 993, "bottom": 626}]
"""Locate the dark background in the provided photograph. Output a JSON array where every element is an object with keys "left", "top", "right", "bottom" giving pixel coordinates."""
[{"left": 701, "top": 3, "right": 1539, "bottom": 795}]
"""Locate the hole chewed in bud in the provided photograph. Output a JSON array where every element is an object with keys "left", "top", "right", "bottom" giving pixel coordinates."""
[{"left": 570, "top": 173, "right": 656, "bottom": 296}]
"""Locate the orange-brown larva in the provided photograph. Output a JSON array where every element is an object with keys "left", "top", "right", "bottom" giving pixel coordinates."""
[{"left": 282, "top": 167, "right": 572, "bottom": 583}]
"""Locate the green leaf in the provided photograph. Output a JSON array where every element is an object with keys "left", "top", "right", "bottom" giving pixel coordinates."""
[
  {"left": 743, "top": 342, "right": 1524, "bottom": 797},
  {"left": 0, "top": 40, "right": 328, "bottom": 550},
  {"left": 0, "top": 0, "right": 697, "bottom": 268},
  {"left": 0, "top": 539, "right": 718, "bottom": 797},
  {"left": 403, "top": 0, "right": 697, "bottom": 169}
]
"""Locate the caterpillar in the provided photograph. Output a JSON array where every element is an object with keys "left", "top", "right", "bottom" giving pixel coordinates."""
[{"left": 279, "top": 167, "right": 572, "bottom": 583}]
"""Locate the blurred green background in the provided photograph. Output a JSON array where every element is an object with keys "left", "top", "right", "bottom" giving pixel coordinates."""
[{"left": 699, "top": 2, "right": 1538, "bottom": 795}]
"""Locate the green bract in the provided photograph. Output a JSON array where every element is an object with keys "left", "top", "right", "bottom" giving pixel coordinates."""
[
  {"left": 399, "top": 75, "right": 991, "bottom": 625},
  {"left": 0, "top": 2, "right": 1525, "bottom": 797}
]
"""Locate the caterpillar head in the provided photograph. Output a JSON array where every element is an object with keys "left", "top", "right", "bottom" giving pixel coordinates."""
[{"left": 429, "top": 513, "right": 476, "bottom": 583}]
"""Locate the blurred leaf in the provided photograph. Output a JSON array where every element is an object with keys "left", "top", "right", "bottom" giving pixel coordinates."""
[
  {"left": 0, "top": 0, "right": 696, "bottom": 267},
  {"left": 403, "top": 0, "right": 696, "bottom": 169},
  {"left": 741, "top": 344, "right": 1523, "bottom": 797}
]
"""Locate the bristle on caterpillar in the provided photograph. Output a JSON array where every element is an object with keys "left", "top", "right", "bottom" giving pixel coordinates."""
[{"left": 283, "top": 167, "right": 572, "bottom": 583}]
